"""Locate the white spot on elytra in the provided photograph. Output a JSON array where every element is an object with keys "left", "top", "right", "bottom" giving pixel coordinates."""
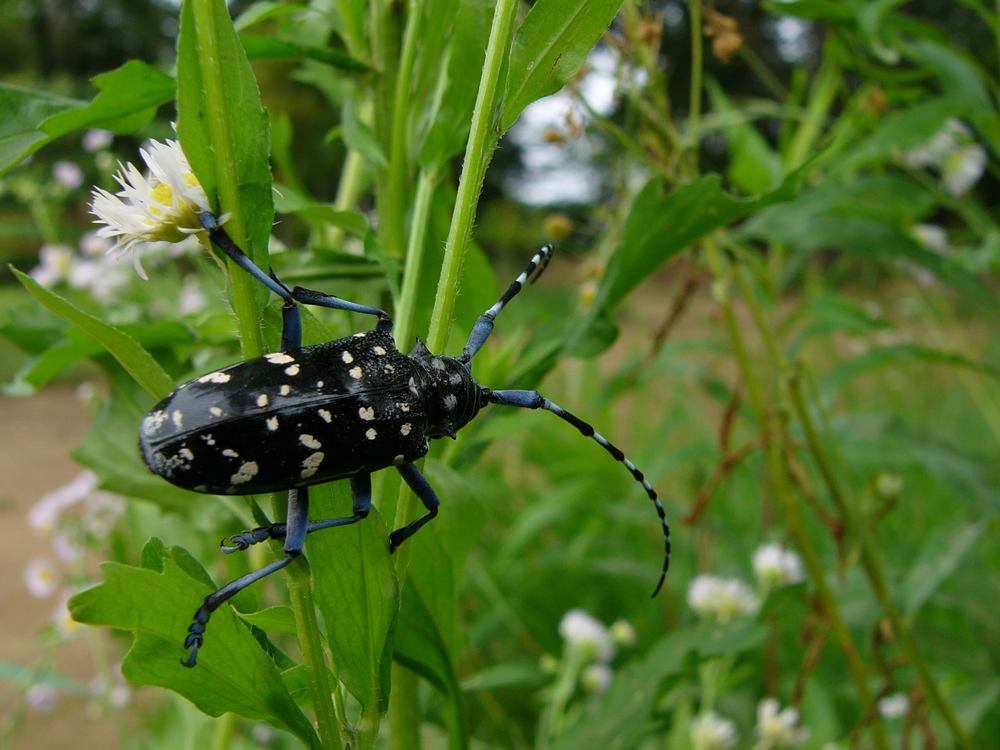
[
  {"left": 142, "top": 410, "right": 168, "bottom": 435},
  {"left": 353, "top": 332, "right": 365, "bottom": 338},
  {"left": 365, "top": 428, "right": 377, "bottom": 440},
  {"left": 300, "top": 434, "right": 321, "bottom": 449},
  {"left": 230, "top": 461, "right": 258, "bottom": 485},
  {"left": 409, "top": 377, "right": 418, "bottom": 395},
  {"left": 265, "top": 352, "right": 295, "bottom": 365},
  {"left": 400, "top": 423, "right": 412, "bottom": 436},
  {"left": 199, "top": 371, "right": 231, "bottom": 384},
  {"left": 285, "top": 364, "right": 301, "bottom": 376},
  {"left": 280, "top": 385, "right": 291, "bottom": 396},
  {"left": 373, "top": 346, "right": 386, "bottom": 355},
  {"left": 257, "top": 393, "right": 269, "bottom": 407},
  {"left": 393, "top": 454, "right": 405, "bottom": 465},
  {"left": 444, "top": 393, "right": 457, "bottom": 411},
  {"left": 201, "top": 434, "right": 216, "bottom": 445},
  {"left": 172, "top": 410, "right": 184, "bottom": 429},
  {"left": 179, "top": 447, "right": 194, "bottom": 460},
  {"left": 318, "top": 409, "right": 332, "bottom": 423},
  {"left": 210, "top": 406, "right": 223, "bottom": 417},
  {"left": 341, "top": 351, "right": 354, "bottom": 364},
  {"left": 384, "top": 364, "right": 395, "bottom": 373},
  {"left": 449, "top": 372, "right": 462, "bottom": 385},
  {"left": 301, "top": 452, "right": 324, "bottom": 478},
  {"left": 316, "top": 380, "right": 324, "bottom": 388},
  {"left": 397, "top": 402, "right": 411, "bottom": 412},
  {"left": 266, "top": 417, "right": 279, "bottom": 431},
  {"left": 349, "top": 366, "right": 363, "bottom": 379},
  {"left": 359, "top": 406, "right": 375, "bottom": 421},
  {"left": 222, "top": 448, "right": 239, "bottom": 458}
]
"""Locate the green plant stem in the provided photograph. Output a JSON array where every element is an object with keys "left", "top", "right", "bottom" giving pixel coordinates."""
[
  {"left": 386, "top": 0, "right": 422, "bottom": 260},
  {"left": 190, "top": 0, "right": 264, "bottom": 359},
  {"left": 209, "top": 713, "right": 237, "bottom": 750},
  {"left": 784, "top": 48, "right": 838, "bottom": 170},
  {"left": 426, "top": 0, "right": 519, "bottom": 355},
  {"left": 286, "top": 558, "right": 345, "bottom": 750},
  {"left": 389, "top": 663, "right": 421, "bottom": 750},
  {"left": 324, "top": 148, "right": 367, "bottom": 250},
  {"left": 687, "top": 0, "right": 704, "bottom": 175},
  {"left": 707, "top": 243, "right": 890, "bottom": 749}
]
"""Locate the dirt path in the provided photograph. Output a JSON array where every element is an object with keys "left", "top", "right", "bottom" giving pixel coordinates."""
[{"left": 0, "top": 388, "right": 119, "bottom": 749}]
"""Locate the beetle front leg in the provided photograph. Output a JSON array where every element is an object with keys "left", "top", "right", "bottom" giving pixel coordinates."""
[{"left": 389, "top": 463, "right": 440, "bottom": 551}]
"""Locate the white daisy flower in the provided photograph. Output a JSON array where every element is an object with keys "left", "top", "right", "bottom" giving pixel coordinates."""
[
  {"left": 755, "top": 698, "right": 809, "bottom": 749},
  {"left": 24, "top": 557, "right": 59, "bottom": 598},
  {"left": 691, "top": 711, "right": 738, "bottom": 750},
  {"left": 89, "top": 137, "right": 212, "bottom": 278},
  {"left": 752, "top": 544, "right": 804, "bottom": 589},
  {"left": 687, "top": 575, "right": 758, "bottom": 622},
  {"left": 941, "top": 143, "right": 986, "bottom": 196},
  {"left": 27, "top": 471, "right": 99, "bottom": 535},
  {"left": 558, "top": 609, "right": 615, "bottom": 662}
]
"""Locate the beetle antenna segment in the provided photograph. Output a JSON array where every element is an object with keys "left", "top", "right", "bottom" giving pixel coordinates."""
[
  {"left": 459, "top": 244, "right": 554, "bottom": 363},
  {"left": 488, "top": 389, "right": 671, "bottom": 597}
]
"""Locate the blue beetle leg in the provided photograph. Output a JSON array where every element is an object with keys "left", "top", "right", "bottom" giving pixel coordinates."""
[
  {"left": 459, "top": 244, "right": 553, "bottom": 363},
  {"left": 199, "top": 212, "right": 296, "bottom": 304},
  {"left": 220, "top": 524, "right": 287, "bottom": 553},
  {"left": 488, "top": 388, "right": 671, "bottom": 597},
  {"left": 290, "top": 286, "right": 393, "bottom": 333},
  {"left": 183, "top": 487, "right": 311, "bottom": 667},
  {"left": 388, "top": 463, "right": 440, "bottom": 552}
]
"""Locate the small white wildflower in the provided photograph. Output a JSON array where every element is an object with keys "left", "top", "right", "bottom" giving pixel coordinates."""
[
  {"left": 53, "top": 160, "right": 84, "bottom": 190},
  {"left": 911, "top": 224, "right": 949, "bottom": 254},
  {"left": 581, "top": 663, "right": 612, "bottom": 694},
  {"left": 82, "top": 129, "right": 114, "bottom": 152},
  {"left": 52, "top": 590, "right": 82, "bottom": 638},
  {"left": 903, "top": 118, "right": 971, "bottom": 168},
  {"left": 25, "top": 683, "right": 58, "bottom": 714},
  {"left": 941, "top": 143, "right": 986, "bottom": 196},
  {"left": 109, "top": 683, "right": 132, "bottom": 708},
  {"left": 752, "top": 544, "right": 804, "bottom": 589},
  {"left": 691, "top": 711, "right": 738, "bottom": 750},
  {"left": 89, "top": 137, "right": 211, "bottom": 278},
  {"left": 756, "top": 698, "right": 809, "bottom": 749},
  {"left": 687, "top": 575, "right": 758, "bottom": 622},
  {"left": 51, "top": 531, "right": 84, "bottom": 563},
  {"left": 24, "top": 557, "right": 59, "bottom": 598},
  {"left": 28, "top": 471, "right": 99, "bottom": 534},
  {"left": 610, "top": 619, "right": 637, "bottom": 648},
  {"left": 558, "top": 609, "right": 615, "bottom": 662},
  {"left": 30, "top": 244, "right": 74, "bottom": 287},
  {"left": 878, "top": 692, "right": 909, "bottom": 720},
  {"left": 81, "top": 490, "right": 126, "bottom": 537},
  {"left": 67, "top": 256, "right": 131, "bottom": 304}
]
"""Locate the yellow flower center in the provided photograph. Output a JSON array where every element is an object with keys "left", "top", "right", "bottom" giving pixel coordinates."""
[{"left": 150, "top": 181, "right": 175, "bottom": 208}]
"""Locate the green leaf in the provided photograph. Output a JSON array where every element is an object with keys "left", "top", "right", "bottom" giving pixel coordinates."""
[
  {"left": 241, "top": 35, "right": 368, "bottom": 71},
  {"left": 70, "top": 551, "right": 321, "bottom": 748},
  {"left": 0, "top": 60, "right": 174, "bottom": 174},
  {"left": 707, "top": 81, "right": 783, "bottom": 194},
  {"left": 177, "top": 0, "right": 273, "bottom": 265},
  {"left": 240, "top": 606, "right": 299, "bottom": 636},
  {"left": 834, "top": 98, "right": 954, "bottom": 173},
  {"left": 306, "top": 482, "right": 398, "bottom": 713},
  {"left": 901, "top": 523, "right": 983, "bottom": 620},
  {"left": 234, "top": 1, "right": 307, "bottom": 31},
  {"left": 10, "top": 267, "right": 174, "bottom": 399},
  {"left": 419, "top": 0, "right": 496, "bottom": 167},
  {"left": 501, "top": 0, "right": 624, "bottom": 132}
]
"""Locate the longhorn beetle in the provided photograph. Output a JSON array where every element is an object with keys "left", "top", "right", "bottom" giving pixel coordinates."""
[{"left": 139, "top": 213, "right": 671, "bottom": 667}]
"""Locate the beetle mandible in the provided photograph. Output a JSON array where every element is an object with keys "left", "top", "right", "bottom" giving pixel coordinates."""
[{"left": 139, "top": 213, "right": 671, "bottom": 666}]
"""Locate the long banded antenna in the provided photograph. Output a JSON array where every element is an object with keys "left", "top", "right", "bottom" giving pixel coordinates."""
[{"left": 488, "top": 388, "right": 671, "bottom": 596}]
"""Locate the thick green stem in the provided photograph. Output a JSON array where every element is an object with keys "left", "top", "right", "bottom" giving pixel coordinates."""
[
  {"left": 426, "top": 0, "right": 519, "bottom": 354},
  {"left": 190, "top": 0, "right": 264, "bottom": 359},
  {"left": 388, "top": 663, "right": 421, "bottom": 750}
]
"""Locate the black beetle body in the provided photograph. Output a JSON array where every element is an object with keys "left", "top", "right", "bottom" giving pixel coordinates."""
[{"left": 141, "top": 331, "right": 482, "bottom": 495}]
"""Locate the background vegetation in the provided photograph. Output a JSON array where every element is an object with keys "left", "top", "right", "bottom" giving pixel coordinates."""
[{"left": 0, "top": 1, "right": 998, "bottom": 749}]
